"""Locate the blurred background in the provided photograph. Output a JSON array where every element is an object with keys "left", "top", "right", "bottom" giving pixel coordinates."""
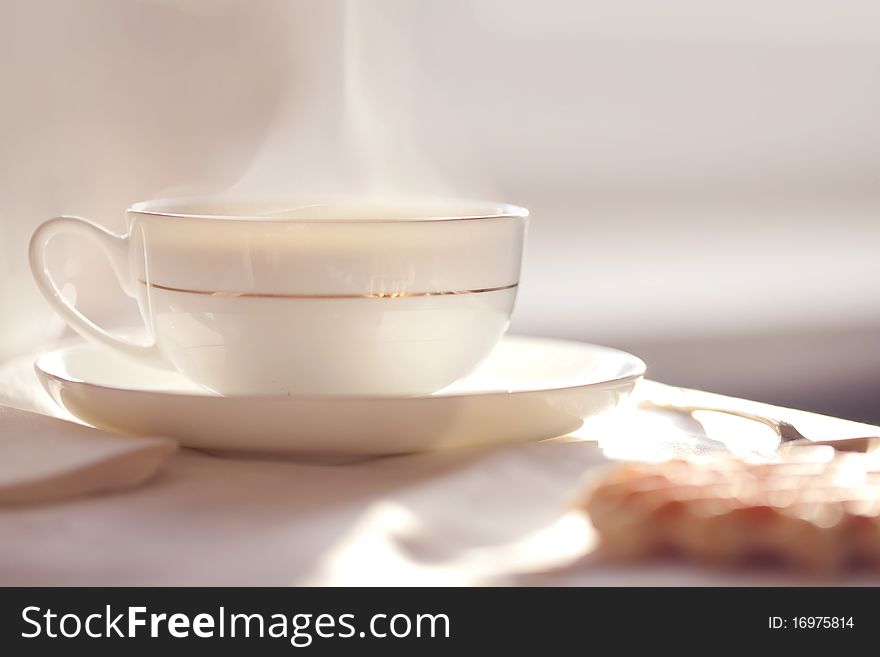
[{"left": 1, "top": 0, "right": 878, "bottom": 421}]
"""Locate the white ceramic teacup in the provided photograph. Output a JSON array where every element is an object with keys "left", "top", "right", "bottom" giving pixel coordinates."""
[{"left": 29, "top": 198, "right": 528, "bottom": 396}]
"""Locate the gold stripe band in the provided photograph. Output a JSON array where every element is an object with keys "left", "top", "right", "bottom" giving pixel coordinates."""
[{"left": 138, "top": 279, "right": 518, "bottom": 299}]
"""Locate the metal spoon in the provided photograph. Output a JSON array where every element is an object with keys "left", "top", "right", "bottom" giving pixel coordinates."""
[{"left": 640, "top": 398, "right": 880, "bottom": 453}]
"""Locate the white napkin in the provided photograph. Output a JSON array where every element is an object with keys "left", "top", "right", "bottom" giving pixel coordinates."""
[{"left": 0, "top": 403, "right": 177, "bottom": 505}]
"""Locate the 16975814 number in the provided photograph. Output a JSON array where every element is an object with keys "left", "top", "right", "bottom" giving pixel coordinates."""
[{"left": 768, "top": 617, "right": 854, "bottom": 629}]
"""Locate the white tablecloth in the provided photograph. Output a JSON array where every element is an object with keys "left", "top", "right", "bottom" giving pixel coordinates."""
[{"left": 1, "top": 348, "right": 878, "bottom": 586}]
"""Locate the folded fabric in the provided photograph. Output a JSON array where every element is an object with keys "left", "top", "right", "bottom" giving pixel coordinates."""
[{"left": 0, "top": 403, "right": 177, "bottom": 504}]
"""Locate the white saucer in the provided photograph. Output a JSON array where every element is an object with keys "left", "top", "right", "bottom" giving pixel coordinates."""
[{"left": 35, "top": 336, "right": 645, "bottom": 457}]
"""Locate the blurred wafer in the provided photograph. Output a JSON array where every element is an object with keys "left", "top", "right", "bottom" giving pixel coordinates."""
[{"left": 580, "top": 446, "right": 880, "bottom": 572}]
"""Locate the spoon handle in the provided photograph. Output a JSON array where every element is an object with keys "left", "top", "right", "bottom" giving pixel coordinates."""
[
  {"left": 641, "top": 399, "right": 880, "bottom": 452},
  {"left": 640, "top": 400, "right": 806, "bottom": 442}
]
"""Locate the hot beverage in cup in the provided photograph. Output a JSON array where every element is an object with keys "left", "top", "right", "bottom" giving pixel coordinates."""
[{"left": 29, "top": 198, "right": 527, "bottom": 395}]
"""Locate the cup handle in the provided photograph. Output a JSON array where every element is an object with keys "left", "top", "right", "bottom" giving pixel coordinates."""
[{"left": 29, "top": 216, "right": 167, "bottom": 367}]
